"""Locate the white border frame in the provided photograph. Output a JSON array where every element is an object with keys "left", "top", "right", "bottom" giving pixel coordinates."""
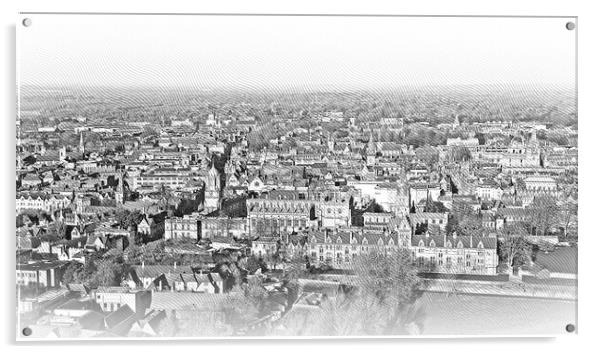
[{"left": 3, "top": 0, "right": 600, "bottom": 353}]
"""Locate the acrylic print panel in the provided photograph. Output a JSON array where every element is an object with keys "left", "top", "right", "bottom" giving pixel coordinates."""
[{"left": 15, "top": 14, "right": 577, "bottom": 340}]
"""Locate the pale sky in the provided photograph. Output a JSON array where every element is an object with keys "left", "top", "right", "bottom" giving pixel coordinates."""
[{"left": 17, "top": 14, "right": 576, "bottom": 90}]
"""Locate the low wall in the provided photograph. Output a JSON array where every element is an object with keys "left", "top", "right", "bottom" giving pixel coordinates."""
[{"left": 418, "top": 272, "right": 509, "bottom": 282}]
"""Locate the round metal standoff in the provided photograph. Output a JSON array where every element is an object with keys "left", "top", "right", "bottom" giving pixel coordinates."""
[
  {"left": 22, "top": 18, "right": 32, "bottom": 27},
  {"left": 565, "top": 323, "right": 576, "bottom": 333},
  {"left": 22, "top": 327, "right": 32, "bottom": 336},
  {"left": 565, "top": 22, "right": 575, "bottom": 31}
]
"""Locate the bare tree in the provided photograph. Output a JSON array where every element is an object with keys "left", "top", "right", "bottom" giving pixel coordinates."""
[
  {"left": 456, "top": 214, "right": 483, "bottom": 238},
  {"left": 351, "top": 249, "right": 422, "bottom": 335},
  {"left": 273, "top": 249, "right": 423, "bottom": 336},
  {"left": 528, "top": 196, "right": 560, "bottom": 236},
  {"left": 557, "top": 200, "right": 578, "bottom": 239},
  {"left": 499, "top": 235, "right": 531, "bottom": 269}
]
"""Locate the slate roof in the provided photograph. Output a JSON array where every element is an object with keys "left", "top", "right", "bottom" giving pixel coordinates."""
[
  {"left": 306, "top": 230, "right": 400, "bottom": 246},
  {"left": 497, "top": 208, "right": 529, "bottom": 218},
  {"left": 132, "top": 265, "right": 193, "bottom": 279},
  {"left": 411, "top": 228, "right": 496, "bottom": 249},
  {"left": 149, "top": 292, "right": 243, "bottom": 311},
  {"left": 104, "top": 304, "right": 136, "bottom": 333}
]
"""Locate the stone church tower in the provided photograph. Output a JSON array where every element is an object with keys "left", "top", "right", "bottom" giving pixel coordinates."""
[
  {"left": 204, "top": 161, "right": 222, "bottom": 212},
  {"left": 366, "top": 132, "right": 377, "bottom": 166},
  {"left": 115, "top": 172, "right": 125, "bottom": 205}
]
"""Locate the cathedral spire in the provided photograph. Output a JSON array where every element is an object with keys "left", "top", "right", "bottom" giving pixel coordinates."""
[
  {"left": 367, "top": 132, "right": 376, "bottom": 155},
  {"left": 79, "top": 131, "right": 85, "bottom": 155}
]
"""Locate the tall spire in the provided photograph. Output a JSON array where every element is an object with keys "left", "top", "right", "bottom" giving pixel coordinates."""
[
  {"left": 208, "top": 159, "right": 221, "bottom": 191},
  {"left": 529, "top": 130, "right": 538, "bottom": 146},
  {"left": 79, "top": 131, "right": 85, "bottom": 155},
  {"left": 453, "top": 114, "right": 460, "bottom": 129},
  {"left": 367, "top": 132, "right": 376, "bottom": 155}
]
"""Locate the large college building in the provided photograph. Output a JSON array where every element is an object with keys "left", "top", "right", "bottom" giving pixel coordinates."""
[{"left": 246, "top": 189, "right": 351, "bottom": 237}]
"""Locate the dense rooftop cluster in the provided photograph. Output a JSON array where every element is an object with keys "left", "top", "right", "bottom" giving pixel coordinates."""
[{"left": 16, "top": 87, "right": 577, "bottom": 338}]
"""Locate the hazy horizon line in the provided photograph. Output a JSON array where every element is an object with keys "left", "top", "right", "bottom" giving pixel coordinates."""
[{"left": 18, "top": 81, "right": 576, "bottom": 93}]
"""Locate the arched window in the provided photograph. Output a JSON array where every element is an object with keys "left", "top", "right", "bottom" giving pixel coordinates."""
[{"left": 477, "top": 241, "right": 484, "bottom": 249}]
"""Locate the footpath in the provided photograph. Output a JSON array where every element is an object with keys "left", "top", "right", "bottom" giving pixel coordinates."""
[{"left": 420, "top": 278, "right": 577, "bottom": 300}]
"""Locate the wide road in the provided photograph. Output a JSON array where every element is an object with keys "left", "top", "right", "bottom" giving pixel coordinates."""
[{"left": 415, "top": 292, "right": 577, "bottom": 336}]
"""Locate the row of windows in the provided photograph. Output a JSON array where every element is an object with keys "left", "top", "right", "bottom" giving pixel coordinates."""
[
  {"left": 315, "top": 243, "right": 396, "bottom": 252},
  {"left": 17, "top": 272, "right": 37, "bottom": 279},
  {"left": 252, "top": 219, "right": 307, "bottom": 228},
  {"left": 310, "top": 245, "right": 394, "bottom": 257},
  {"left": 204, "top": 231, "right": 245, "bottom": 238},
  {"left": 416, "top": 256, "right": 486, "bottom": 267},
  {"left": 365, "top": 218, "right": 391, "bottom": 224},
  {"left": 416, "top": 219, "right": 445, "bottom": 225},
  {"left": 310, "top": 237, "right": 396, "bottom": 246},
  {"left": 168, "top": 223, "right": 196, "bottom": 230},
  {"left": 17, "top": 198, "right": 69, "bottom": 202},
  {"left": 417, "top": 241, "right": 485, "bottom": 249},
  {"left": 102, "top": 302, "right": 122, "bottom": 311},
  {"left": 311, "top": 249, "right": 411, "bottom": 264},
  {"left": 169, "top": 231, "right": 196, "bottom": 238},
  {"left": 248, "top": 201, "right": 311, "bottom": 209},
  {"left": 525, "top": 186, "right": 558, "bottom": 191},
  {"left": 204, "top": 224, "right": 247, "bottom": 231}
]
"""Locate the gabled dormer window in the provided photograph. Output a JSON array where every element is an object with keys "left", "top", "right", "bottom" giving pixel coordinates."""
[
  {"left": 337, "top": 237, "right": 342, "bottom": 244},
  {"left": 457, "top": 241, "right": 463, "bottom": 249},
  {"left": 418, "top": 240, "right": 425, "bottom": 247},
  {"left": 446, "top": 241, "right": 452, "bottom": 248},
  {"left": 429, "top": 240, "right": 436, "bottom": 247},
  {"left": 311, "top": 236, "right": 317, "bottom": 243},
  {"left": 362, "top": 238, "right": 368, "bottom": 245},
  {"left": 477, "top": 241, "right": 484, "bottom": 249},
  {"left": 377, "top": 238, "right": 384, "bottom": 246}
]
